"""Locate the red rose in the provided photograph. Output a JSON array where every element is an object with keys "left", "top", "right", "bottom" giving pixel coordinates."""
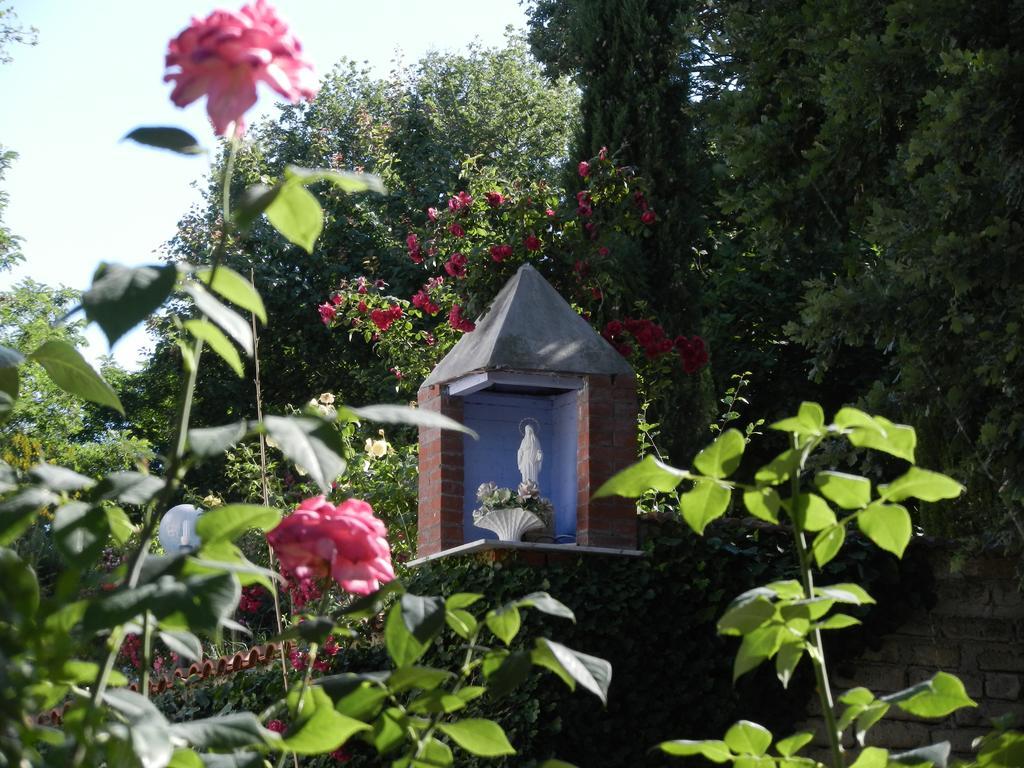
[
  {"left": 444, "top": 252, "right": 468, "bottom": 278},
  {"left": 578, "top": 160, "right": 590, "bottom": 178},
  {"left": 641, "top": 210, "right": 657, "bottom": 225},
  {"left": 318, "top": 303, "right": 336, "bottom": 325},
  {"left": 485, "top": 191, "right": 505, "bottom": 207},
  {"left": 448, "top": 221, "right": 465, "bottom": 238},
  {"left": 524, "top": 234, "right": 541, "bottom": 252},
  {"left": 448, "top": 304, "right": 475, "bottom": 332},
  {"left": 490, "top": 244, "right": 512, "bottom": 263}
]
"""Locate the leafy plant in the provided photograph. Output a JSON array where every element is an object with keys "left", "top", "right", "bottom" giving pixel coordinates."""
[{"left": 597, "top": 402, "right": 1023, "bottom": 767}]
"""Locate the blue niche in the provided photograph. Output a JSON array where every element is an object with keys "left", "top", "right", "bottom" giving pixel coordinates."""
[{"left": 461, "top": 387, "right": 579, "bottom": 543}]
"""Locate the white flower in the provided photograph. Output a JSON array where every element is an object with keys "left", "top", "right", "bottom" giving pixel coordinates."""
[{"left": 319, "top": 392, "right": 335, "bottom": 405}]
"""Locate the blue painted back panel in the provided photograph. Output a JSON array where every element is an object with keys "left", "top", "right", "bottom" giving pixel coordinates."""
[{"left": 462, "top": 390, "right": 578, "bottom": 542}]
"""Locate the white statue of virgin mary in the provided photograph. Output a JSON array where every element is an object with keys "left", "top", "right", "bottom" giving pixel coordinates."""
[{"left": 517, "top": 424, "right": 543, "bottom": 487}]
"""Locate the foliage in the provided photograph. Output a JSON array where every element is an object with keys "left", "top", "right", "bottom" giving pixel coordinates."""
[
  {"left": 526, "top": 0, "right": 717, "bottom": 465},
  {"left": 694, "top": 0, "right": 1024, "bottom": 542},
  {"left": 599, "top": 402, "right": 1024, "bottom": 766}
]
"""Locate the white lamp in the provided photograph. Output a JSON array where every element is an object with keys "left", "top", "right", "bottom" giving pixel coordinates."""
[{"left": 158, "top": 504, "right": 203, "bottom": 553}]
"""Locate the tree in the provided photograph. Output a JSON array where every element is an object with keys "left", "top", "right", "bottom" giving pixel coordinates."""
[
  {"left": 699, "top": 0, "right": 1024, "bottom": 540},
  {"left": 527, "top": 0, "right": 716, "bottom": 463},
  {"left": 127, "top": 39, "right": 580, "bottom": 460}
]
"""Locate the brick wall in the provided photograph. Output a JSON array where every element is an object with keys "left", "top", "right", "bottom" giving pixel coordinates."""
[
  {"left": 576, "top": 374, "right": 638, "bottom": 548},
  {"left": 799, "top": 552, "right": 1024, "bottom": 762},
  {"left": 416, "top": 385, "right": 464, "bottom": 556}
]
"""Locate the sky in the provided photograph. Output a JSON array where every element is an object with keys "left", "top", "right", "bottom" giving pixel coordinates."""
[{"left": 0, "top": 0, "right": 527, "bottom": 369}]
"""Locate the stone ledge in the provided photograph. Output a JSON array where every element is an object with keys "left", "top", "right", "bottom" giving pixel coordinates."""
[{"left": 408, "top": 538, "right": 645, "bottom": 567}]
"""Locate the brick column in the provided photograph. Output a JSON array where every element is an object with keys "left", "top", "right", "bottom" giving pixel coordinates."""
[
  {"left": 576, "top": 374, "right": 638, "bottom": 548},
  {"left": 417, "top": 385, "right": 465, "bottom": 556}
]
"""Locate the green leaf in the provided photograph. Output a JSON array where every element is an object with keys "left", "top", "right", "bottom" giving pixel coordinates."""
[
  {"left": 975, "top": 730, "right": 1024, "bottom": 767},
  {"left": 124, "top": 126, "right": 203, "bottom": 154},
  {"left": 53, "top": 501, "right": 108, "bottom": 561},
  {"left": 770, "top": 402, "right": 825, "bottom": 437},
  {"left": 486, "top": 605, "right": 522, "bottom": 645},
  {"left": 878, "top": 467, "right": 964, "bottom": 503},
  {"left": 514, "top": 591, "right": 575, "bottom": 621},
  {"left": 815, "top": 471, "right": 872, "bottom": 510},
  {"left": 94, "top": 471, "right": 163, "bottom": 505},
  {"left": 387, "top": 666, "right": 452, "bottom": 693},
  {"left": 484, "top": 650, "right": 532, "bottom": 698},
  {"left": 812, "top": 524, "right": 846, "bottom": 568},
  {"left": 849, "top": 746, "right": 889, "bottom": 768},
  {"left": 593, "top": 454, "right": 690, "bottom": 498},
  {"left": 0, "top": 487, "right": 55, "bottom": 545},
  {"left": 845, "top": 416, "right": 916, "bottom": 462},
  {"left": 539, "top": 761, "right": 579, "bottom": 768},
  {"left": 104, "top": 505, "right": 136, "bottom": 545},
  {"left": 785, "top": 493, "right": 836, "bottom": 532},
  {"left": 344, "top": 404, "right": 478, "bottom": 439},
  {"left": 858, "top": 502, "right": 912, "bottom": 557},
  {"left": 0, "top": 344, "right": 23, "bottom": 413},
  {"left": 437, "top": 719, "right": 515, "bottom": 757},
  {"left": 889, "top": 743, "right": 951, "bottom": 767},
  {"left": 168, "top": 749, "right": 204, "bottom": 768},
  {"left": 884, "top": 672, "right": 977, "bottom": 718},
  {"left": 725, "top": 720, "right": 772, "bottom": 756},
  {"left": 184, "top": 283, "right": 254, "bottom": 356},
  {"left": 855, "top": 702, "right": 890, "bottom": 744},
  {"left": 681, "top": 479, "right": 731, "bottom": 535},
  {"left": 29, "top": 339, "right": 124, "bottom": 414},
  {"left": 754, "top": 449, "right": 800, "bottom": 485},
  {"left": 815, "top": 613, "right": 861, "bottom": 630},
  {"left": 170, "top": 713, "right": 275, "bottom": 750},
  {"left": 83, "top": 263, "right": 178, "bottom": 346},
  {"left": 656, "top": 740, "right": 732, "bottom": 762},
  {"left": 445, "top": 592, "right": 483, "bottom": 610},
  {"left": 158, "top": 630, "right": 202, "bottom": 662},
  {"left": 196, "top": 504, "right": 280, "bottom": 545},
  {"left": 0, "top": 547, "right": 39, "bottom": 622},
  {"left": 284, "top": 165, "right": 386, "bottom": 194},
  {"left": 265, "top": 180, "right": 323, "bottom": 253},
  {"left": 733, "top": 625, "right": 785, "bottom": 681},
  {"left": 29, "top": 463, "right": 93, "bottom": 492},
  {"left": 385, "top": 601, "right": 429, "bottom": 667},
  {"left": 401, "top": 593, "right": 447, "bottom": 643},
  {"left": 197, "top": 266, "right": 266, "bottom": 324},
  {"left": 535, "top": 639, "right": 611, "bottom": 704},
  {"left": 234, "top": 183, "right": 282, "bottom": 231},
  {"left": 187, "top": 421, "right": 248, "bottom": 458},
  {"left": 445, "top": 608, "right": 478, "bottom": 639},
  {"left": 279, "top": 688, "right": 369, "bottom": 754},
  {"left": 775, "top": 732, "right": 814, "bottom": 758},
  {"left": 415, "top": 737, "right": 454, "bottom": 767},
  {"left": 833, "top": 407, "right": 885, "bottom": 433},
  {"left": 693, "top": 429, "right": 745, "bottom": 479},
  {"left": 717, "top": 594, "right": 776, "bottom": 636},
  {"left": 743, "top": 487, "right": 780, "bottom": 523},
  {"left": 815, "top": 583, "right": 875, "bottom": 605},
  {"left": 103, "top": 688, "right": 173, "bottom": 768},
  {"left": 184, "top": 319, "right": 244, "bottom": 377},
  {"left": 260, "top": 415, "right": 346, "bottom": 494},
  {"left": 775, "top": 643, "right": 804, "bottom": 689}
]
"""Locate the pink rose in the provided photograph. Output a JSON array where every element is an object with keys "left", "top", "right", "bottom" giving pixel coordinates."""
[
  {"left": 268, "top": 496, "right": 395, "bottom": 596},
  {"left": 578, "top": 160, "right": 590, "bottom": 178},
  {"left": 318, "top": 302, "right": 336, "bottom": 325},
  {"left": 427, "top": 207, "right": 439, "bottom": 222},
  {"left": 641, "top": 210, "right": 657, "bottom": 225},
  {"left": 546, "top": 207, "right": 556, "bottom": 217},
  {"left": 598, "top": 146, "right": 608, "bottom": 160},
  {"left": 406, "top": 233, "right": 422, "bottom": 263},
  {"left": 164, "top": 0, "right": 317, "bottom": 136},
  {"left": 448, "top": 221, "right": 465, "bottom": 238}
]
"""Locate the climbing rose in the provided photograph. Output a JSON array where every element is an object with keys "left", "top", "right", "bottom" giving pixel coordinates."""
[
  {"left": 406, "top": 233, "right": 422, "bottom": 263},
  {"left": 578, "top": 160, "right": 590, "bottom": 177},
  {"left": 485, "top": 191, "right": 505, "bottom": 207},
  {"left": 524, "top": 234, "right": 541, "bottom": 252},
  {"left": 370, "top": 305, "right": 401, "bottom": 332},
  {"left": 318, "top": 302, "right": 335, "bottom": 325},
  {"left": 427, "top": 207, "right": 439, "bottom": 222},
  {"left": 164, "top": 0, "right": 317, "bottom": 136},
  {"left": 448, "top": 304, "right": 475, "bottom": 332},
  {"left": 268, "top": 496, "right": 394, "bottom": 596},
  {"left": 641, "top": 209, "right": 657, "bottom": 225},
  {"left": 490, "top": 244, "right": 513, "bottom": 262},
  {"left": 444, "top": 252, "right": 468, "bottom": 278},
  {"left": 448, "top": 221, "right": 465, "bottom": 238}
]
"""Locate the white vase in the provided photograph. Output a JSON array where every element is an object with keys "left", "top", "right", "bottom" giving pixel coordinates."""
[{"left": 474, "top": 507, "right": 544, "bottom": 542}]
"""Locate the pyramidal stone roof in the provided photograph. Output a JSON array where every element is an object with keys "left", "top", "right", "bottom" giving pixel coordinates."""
[{"left": 421, "top": 263, "right": 633, "bottom": 388}]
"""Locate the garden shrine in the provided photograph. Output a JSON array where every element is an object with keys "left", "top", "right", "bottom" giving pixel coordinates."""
[{"left": 414, "top": 263, "right": 643, "bottom": 561}]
